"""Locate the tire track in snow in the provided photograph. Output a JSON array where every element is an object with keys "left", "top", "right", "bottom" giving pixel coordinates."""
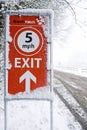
[{"left": 54, "top": 73, "right": 87, "bottom": 130}]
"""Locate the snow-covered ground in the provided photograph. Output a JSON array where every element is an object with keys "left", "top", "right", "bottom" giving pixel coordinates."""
[
  {"left": 0, "top": 75, "right": 83, "bottom": 130},
  {"left": 0, "top": 91, "right": 83, "bottom": 130},
  {"left": 53, "top": 94, "right": 82, "bottom": 130}
]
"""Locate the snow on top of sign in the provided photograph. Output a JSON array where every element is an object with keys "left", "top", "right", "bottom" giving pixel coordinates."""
[
  {"left": 7, "top": 9, "right": 54, "bottom": 16},
  {"left": 6, "top": 86, "right": 52, "bottom": 100}
]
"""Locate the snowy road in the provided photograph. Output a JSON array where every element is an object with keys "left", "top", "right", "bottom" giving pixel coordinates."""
[{"left": 54, "top": 70, "right": 87, "bottom": 130}]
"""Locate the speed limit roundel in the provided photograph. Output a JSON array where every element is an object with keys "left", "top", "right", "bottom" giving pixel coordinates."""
[{"left": 14, "top": 27, "right": 43, "bottom": 56}]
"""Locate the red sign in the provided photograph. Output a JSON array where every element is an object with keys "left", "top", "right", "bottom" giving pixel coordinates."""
[{"left": 7, "top": 15, "right": 48, "bottom": 95}]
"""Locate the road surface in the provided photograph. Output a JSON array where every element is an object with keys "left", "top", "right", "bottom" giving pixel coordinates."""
[{"left": 54, "top": 70, "right": 87, "bottom": 130}]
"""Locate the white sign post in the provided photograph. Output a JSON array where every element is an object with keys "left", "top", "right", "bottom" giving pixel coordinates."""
[{"left": 4, "top": 9, "right": 53, "bottom": 130}]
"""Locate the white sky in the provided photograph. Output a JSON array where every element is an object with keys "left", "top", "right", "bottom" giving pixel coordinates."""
[{"left": 53, "top": 0, "right": 87, "bottom": 69}]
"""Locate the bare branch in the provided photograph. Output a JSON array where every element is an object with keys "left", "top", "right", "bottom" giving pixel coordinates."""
[{"left": 63, "top": 0, "right": 77, "bottom": 23}]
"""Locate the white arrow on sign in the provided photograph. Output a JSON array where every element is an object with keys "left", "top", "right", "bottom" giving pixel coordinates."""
[{"left": 20, "top": 70, "right": 36, "bottom": 93}]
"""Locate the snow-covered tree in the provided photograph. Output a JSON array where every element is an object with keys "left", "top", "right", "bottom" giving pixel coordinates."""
[
  {"left": 0, "top": 0, "right": 76, "bottom": 44},
  {"left": 0, "top": 0, "right": 87, "bottom": 46}
]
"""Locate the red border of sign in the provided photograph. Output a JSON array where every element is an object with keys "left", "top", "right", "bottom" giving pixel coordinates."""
[{"left": 14, "top": 27, "right": 43, "bottom": 56}]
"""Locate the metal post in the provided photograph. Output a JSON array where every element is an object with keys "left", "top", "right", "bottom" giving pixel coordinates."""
[
  {"left": 4, "top": 99, "right": 7, "bottom": 130},
  {"left": 50, "top": 10, "right": 54, "bottom": 130},
  {"left": 50, "top": 100, "right": 53, "bottom": 130},
  {"left": 4, "top": 9, "right": 7, "bottom": 130}
]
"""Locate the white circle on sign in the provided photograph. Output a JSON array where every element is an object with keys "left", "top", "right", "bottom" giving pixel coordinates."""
[
  {"left": 14, "top": 27, "right": 43, "bottom": 56},
  {"left": 17, "top": 30, "right": 39, "bottom": 53}
]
